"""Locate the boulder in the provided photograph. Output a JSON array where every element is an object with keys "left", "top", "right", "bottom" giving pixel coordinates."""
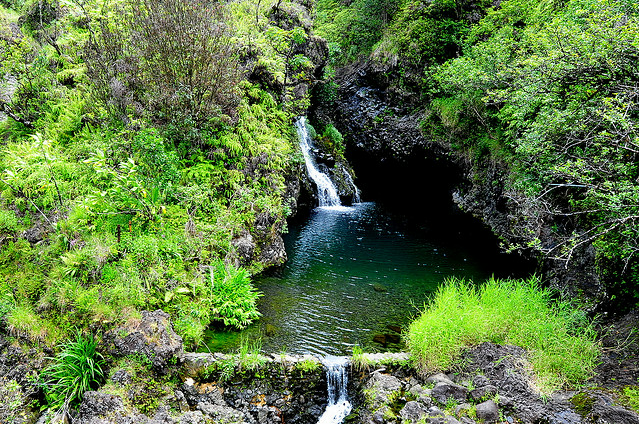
[
  {"left": 76, "top": 391, "right": 127, "bottom": 422},
  {"left": 426, "top": 373, "right": 455, "bottom": 386},
  {"left": 475, "top": 400, "right": 500, "bottom": 423},
  {"left": 431, "top": 382, "right": 469, "bottom": 404},
  {"left": 107, "top": 310, "right": 183, "bottom": 372},
  {"left": 400, "top": 401, "right": 428, "bottom": 422}
]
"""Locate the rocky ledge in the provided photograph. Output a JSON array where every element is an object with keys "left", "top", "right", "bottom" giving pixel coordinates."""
[
  {"left": 3, "top": 310, "right": 638, "bottom": 423},
  {"left": 355, "top": 343, "right": 639, "bottom": 424}
]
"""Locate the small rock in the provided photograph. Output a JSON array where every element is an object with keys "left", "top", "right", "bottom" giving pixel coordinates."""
[
  {"left": 107, "top": 310, "right": 183, "bottom": 372},
  {"left": 110, "top": 369, "right": 132, "bottom": 386},
  {"left": 431, "top": 382, "right": 469, "bottom": 404},
  {"left": 400, "top": 401, "right": 428, "bottom": 421},
  {"left": 429, "top": 406, "right": 445, "bottom": 417},
  {"left": 76, "top": 391, "right": 126, "bottom": 422},
  {"left": 498, "top": 395, "right": 514, "bottom": 408},
  {"left": 175, "top": 390, "right": 189, "bottom": 412},
  {"left": 469, "top": 385, "right": 498, "bottom": 402},
  {"left": 178, "top": 411, "right": 207, "bottom": 424},
  {"left": 475, "top": 400, "right": 499, "bottom": 423},
  {"left": 417, "top": 394, "right": 433, "bottom": 407},
  {"left": 454, "top": 403, "right": 472, "bottom": 416},
  {"left": 426, "top": 373, "right": 455, "bottom": 386},
  {"left": 472, "top": 375, "right": 490, "bottom": 387},
  {"left": 372, "top": 411, "right": 384, "bottom": 423}
]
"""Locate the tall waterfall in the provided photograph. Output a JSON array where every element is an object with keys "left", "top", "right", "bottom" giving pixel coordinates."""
[
  {"left": 295, "top": 117, "right": 342, "bottom": 207},
  {"left": 317, "top": 356, "right": 352, "bottom": 424}
]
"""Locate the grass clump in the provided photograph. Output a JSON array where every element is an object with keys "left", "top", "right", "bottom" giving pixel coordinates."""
[
  {"left": 621, "top": 386, "right": 639, "bottom": 413},
  {"left": 40, "top": 331, "right": 105, "bottom": 413},
  {"left": 295, "top": 358, "right": 321, "bottom": 374},
  {"left": 351, "top": 345, "right": 371, "bottom": 372},
  {"left": 407, "top": 276, "right": 599, "bottom": 393}
]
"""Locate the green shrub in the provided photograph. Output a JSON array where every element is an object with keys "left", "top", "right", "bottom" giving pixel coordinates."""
[
  {"left": 295, "top": 358, "right": 321, "bottom": 374},
  {"left": 0, "top": 209, "right": 18, "bottom": 234},
  {"left": 169, "top": 259, "right": 261, "bottom": 348},
  {"left": 321, "top": 123, "right": 344, "bottom": 155},
  {"left": 40, "top": 331, "right": 105, "bottom": 412},
  {"left": 407, "top": 276, "right": 599, "bottom": 393}
]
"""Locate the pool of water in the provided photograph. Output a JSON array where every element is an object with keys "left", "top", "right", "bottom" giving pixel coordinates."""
[{"left": 203, "top": 202, "right": 527, "bottom": 355}]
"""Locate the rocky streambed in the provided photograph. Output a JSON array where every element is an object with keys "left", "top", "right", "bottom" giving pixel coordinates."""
[{"left": 4, "top": 309, "right": 638, "bottom": 424}]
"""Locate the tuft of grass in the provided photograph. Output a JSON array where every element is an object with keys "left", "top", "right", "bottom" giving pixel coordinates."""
[
  {"left": 40, "top": 331, "right": 105, "bottom": 412},
  {"left": 351, "top": 345, "right": 372, "bottom": 372},
  {"left": 295, "top": 358, "right": 321, "bottom": 374},
  {"left": 407, "top": 276, "right": 599, "bottom": 394},
  {"left": 237, "top": 336, "right": 265, "bottom": 373},
  {"left": 621, "top": 386, "right": 639, "bottom": 413}
]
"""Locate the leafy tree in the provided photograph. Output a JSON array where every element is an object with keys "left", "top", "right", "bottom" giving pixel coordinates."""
[
  {"left": 85, "top": 0, "right": 242, "bottom": 147},
  {"left": 432, "top": 0, "right": 639, "bottom": 300}
]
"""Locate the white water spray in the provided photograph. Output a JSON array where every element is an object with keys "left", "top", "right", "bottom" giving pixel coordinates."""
[
  {"left": 317, "top": 356, "right": 352, "bottom": 424},
  {"left": 295, "top": 117, "right": 342, "bottom": 207},
  {"left": 341, "top": 164, "right": 361, "bottom": 204}
]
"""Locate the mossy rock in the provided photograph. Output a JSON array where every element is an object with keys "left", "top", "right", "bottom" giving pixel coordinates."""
[{"left": 570, "top": 392, "right": 595, "bottom": 417}]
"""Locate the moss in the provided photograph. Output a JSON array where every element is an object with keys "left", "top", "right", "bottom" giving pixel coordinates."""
[{"left": 570, "top": 392, "right": 595, "bottom": 417}]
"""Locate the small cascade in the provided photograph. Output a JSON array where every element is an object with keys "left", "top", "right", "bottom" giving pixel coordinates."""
[
  {"left": 317, "top": 356, "right": 352, "bottom": 424},
  {"left": 341, "top": 164, "right": 361, "bottom": 203},
  {"left": 295, "top": 117, "right": 342, "bottom": 207}
]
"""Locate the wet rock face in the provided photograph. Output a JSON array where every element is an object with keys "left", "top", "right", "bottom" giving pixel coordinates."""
[
  {"left": 105, "top": 310, "right": 183, "bottom": 372},
  {"left": 317, "top": 58, "right": 607, "bottom": 304}
]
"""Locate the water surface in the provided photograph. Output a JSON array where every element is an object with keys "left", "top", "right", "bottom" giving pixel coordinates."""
[{"left": 203, "top": 202, "right": 526, "bottom": 355}]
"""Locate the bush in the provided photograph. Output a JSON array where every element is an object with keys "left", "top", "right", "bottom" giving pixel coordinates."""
[
  {"left": 40, "top": 331, "right": 105, "bottom": 412},
  {"left": 169, "top": 259, "right": 261, "bottom": 348},
  {"left": 0, "top": 209, "right": 18, "bottom": 234},
  {"left": 407, "top": 276, "right": 599, "bottom": 393},
  {"left": 85, "top": 0, "right": 242, "bottom": 145}
]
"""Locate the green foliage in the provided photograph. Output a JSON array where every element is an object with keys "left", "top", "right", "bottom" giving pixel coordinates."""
[
  {"left": 169, "top": 260, "right": 261, "bottom": 349},
  {"left": 0, "top": 377, "right": 36, "bottom": 424},
  {"left": 429, "top": 0, "right": 639, "bottom": 299},
  {"left": 40, "top": 331, "right": 105, "bottom": 412},
  {"left": 570, "top": 391, "right": 595, "bottom": 416},
  {"left": 237, "top": 336, "right": 266, "bottom": 373},
  {"left": 622, "top": 386, "right": 639, "bottom": 413},
  {"left": 0, "top": 209, "right": 18, "bottom": 234},
  {"left": 320, "top": 124, "right": 345, "bottom": 155},
  {"left": 85, "top": 0, "right": 242, "bottom": 143},
  {"left": 0, "top": 0, "right": 305, "bottom": 353},
  {"left": 351, "top": 345, "right": 370, "bottom": 372},
  {"left": 295, "top": 358, "right": 321, "bottom": 374},
  {"left": 315, "top": 0, "right": 402, "bottom": 62},
  {"left": 407, "top": 276, "right": 600, "bottom": 393}
]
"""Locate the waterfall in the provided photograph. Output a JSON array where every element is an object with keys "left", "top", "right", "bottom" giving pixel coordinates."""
[
  {"left": 341, "top": 164, "right": 361, "bottom": 204},
  {"left": 295, "top": 117, "right": 342, "bottom": 207},
  {"left": 317, "top": 356, "right": 352, "bottom": 424}
]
